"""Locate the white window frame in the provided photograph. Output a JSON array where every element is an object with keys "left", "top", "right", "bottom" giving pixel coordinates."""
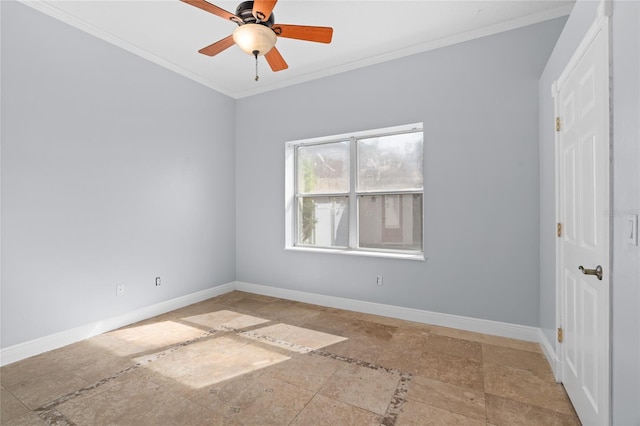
[{"left": 285, "top": 123, "right": 425, "bottom": 261}]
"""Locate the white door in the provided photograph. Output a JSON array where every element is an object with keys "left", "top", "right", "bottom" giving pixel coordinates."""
[{"left": 556, "top": 14, "right": 610, "bottom": 426}]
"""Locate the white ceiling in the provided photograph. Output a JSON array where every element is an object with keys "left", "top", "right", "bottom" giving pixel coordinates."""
[{"left": 22, "top": 0, "right": 574, "bottom": 99}]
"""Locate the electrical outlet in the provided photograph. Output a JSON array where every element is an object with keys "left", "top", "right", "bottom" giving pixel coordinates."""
[
  {"left": 116, "top": 284, "right": 125, "bottom": 296},
  {"left": 376, "top": 275, "right": 383, "bottom": 286},
  {"left": 155, "top": 277, "right": 161, "bottom": 286}
]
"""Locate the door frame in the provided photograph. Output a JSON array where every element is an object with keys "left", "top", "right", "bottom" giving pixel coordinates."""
[{"left": 552, "top": 0, "right": 612, "bottom": 422}]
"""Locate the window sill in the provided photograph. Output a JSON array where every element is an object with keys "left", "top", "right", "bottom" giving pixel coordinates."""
[{"left": 284, "top": 246, "right": 426, "bottom": 261}]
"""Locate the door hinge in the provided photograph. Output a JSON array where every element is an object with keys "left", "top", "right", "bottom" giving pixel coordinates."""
[
  {"left": 557, "top": 327, "right": 563, "bottom": 343},
  {"left": 555, "top": 116, "right": 561, "bottom": 132},
  {"left": 557, "top": 223, "right": 562, "bottom": 237}
]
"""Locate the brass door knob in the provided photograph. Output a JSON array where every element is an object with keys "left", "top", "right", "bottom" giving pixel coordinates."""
[{"left": 578, "top": 265, "right": 603, "bottom": 280}]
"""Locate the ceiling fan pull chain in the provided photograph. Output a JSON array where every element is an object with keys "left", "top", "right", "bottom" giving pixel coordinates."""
[{"left": 253, "top": 50, "right": 259, "bottom": 81}]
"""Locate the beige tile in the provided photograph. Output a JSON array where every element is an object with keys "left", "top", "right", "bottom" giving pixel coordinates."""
[
  {"left": 415, "top": 350, "right": 485, "bottom": 391},
  {"left": 226, "top": 296, "right": 275, "bottom": 314},
  {"left": 321, "top": 335, "right": 387, "bottom": 365},
  {"left": 225, "top": 378, "right": 315, "bottom": 425},
  {"left": 483, "top": 344, "right": 553, "bottom": 376},
  {"left": 355, "top": 318, "right": 398, "bottom": 341},
  {"left": 135, "top": 334, "right": 291, "bottom": 389},
  {"left": 164, "top": 299, "right": 229, "bottom": 320},
  {"left": 1, "top": 387, "right": 32, "bottom": 424},
  {"left": 181, "top": 309, "right": 271, "bottom": 330},
  {"left": 426, "top": 334, "right": 483, "bottom": 362},
  {"left": 190, "top": 373, "right": 314, "bottom": 425},
  {"left": 486, "top": 394, "right": 580, "bottom": 425},
  {"left": 0, "top": 353, "right": 65, "bottom": 389},
  {"left": 351, "top": 312, "right": 429, "bottom": 330},
  {"left": 484, "top": 363, "right": 575, "bottom": 415},
  {"left": 319, "top": 363, "right": 400, "bottom": 415},
  {"left": 260, "top": 353, "right": 342, "bottom": 392},
  {"left": 376, "top": 349, "right": 425, "bottom": 374},
  {"left": 232, "top": 292, "right": 281, "bottom": 304},
  {"left": 430, "top": 326, "right": 542, "bottom": 353},
  {"left": 2, "top": 370, "right": 89, "bottom": 410},
  {"left": 255, "top": 300, "right": 323, "bottom": 324},
  {"left": 210, "top": 291, "right": 248, "bottom": 305},
  {"left": 303, "top": 313, "right": 397, "bottom": 340},
  {"left": 94, "top": 320, "right": 209, "bottom": 357},
  {"left": 19, "top": 339, "right": 133, "bottom": 384},
  {"left": 243, "top": 323, "right": 347, "bottom": 352},
  {"left": 407, "top": 376, "right": 486, "bottom": 420},
  {"left": 56, "top": 371, "right": 221, "bottom": 425},
  {"left": 376, "top": 329, "right": 429, "bottom": 374},
  {"left": 0, "top": 292, "right": 582, "bottom": 426},
  {"left": 291, "top": 394, "right": 383, "bottom": 425},
  {"left": 391, "top": 326, "right": 431, "bottom": 342},
  {"left": 0, "top": 411, "right": 46, "bottom": 426},
  {"left": 184, "top": 370, "right": 267, "bottom": 417},
  {"left": 396, "top": 399, "right": 486, "bottom": 425},
  {"left": 321, "top": 306, "right": 364, "bottom": 318}
]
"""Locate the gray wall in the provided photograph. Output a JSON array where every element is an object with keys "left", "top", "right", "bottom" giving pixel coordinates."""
[
  {"left": 0, "top": 2, "right": 237, "bottom": 348},
  {"left": 539, "top": 0, "right": 640, "bottom": 423},
  {"left": 235, "top": 18, "right": 566, "bottom": 327},
  {"left": 610, "top": 1, "right": 640, "bottom": 423}
]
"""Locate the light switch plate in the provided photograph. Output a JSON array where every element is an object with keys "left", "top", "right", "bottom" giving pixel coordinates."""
[{"left": 628, "top": 215, "right": 638, "bottom": 246}]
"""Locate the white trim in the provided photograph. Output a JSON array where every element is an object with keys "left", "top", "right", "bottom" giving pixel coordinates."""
[
  {"left": 552, "top": 73, "right": 563, "bottom": 383},
  {"left": 1, "top": 280, "right": 547, "bottom": 367},
  {"left": 539, "top": 328, "right": 561, "bottom": 382},
  {"left": 284, "top": 123, "right": 424, "bottom": 259},
  {"left": 17, "top": 0, "right": 236, "bottom": 98},
  {"left": 285, "top": 123, "right": 423, "bottom": 148},
  {"left": 234, "top": 3, "right": 575, "bottom": 99},
  {"left": 556, "top": 3, "right": 609, "bottom": 90},
  {"left": 0, "top": 283, "right": 235, "bottom": 367},
  {"left": 284, "top": 246, "right": 425, "bottom": 261},
  {"left": 18, "top": 1, "right": 572, "bottom": 100},
  {"left": 235, "top": 281, "right": 540, "bottom": 342}
]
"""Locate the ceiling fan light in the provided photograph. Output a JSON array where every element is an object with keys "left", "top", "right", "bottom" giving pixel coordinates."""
[{"left": 233, "top": 24, "right": 277, "bottom": 56}]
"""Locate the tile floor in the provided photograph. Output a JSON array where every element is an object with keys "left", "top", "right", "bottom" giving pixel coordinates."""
[{"left": 0, "top": 291, "right": 580, "bottom": 425}]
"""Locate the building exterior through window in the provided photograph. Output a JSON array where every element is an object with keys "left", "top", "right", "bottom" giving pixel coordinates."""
[{"left": 285, "top": 123, "right": 424, "bottom": 259}]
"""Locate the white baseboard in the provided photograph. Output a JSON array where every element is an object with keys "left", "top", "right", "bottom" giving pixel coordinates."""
[
  {"left": 0, "top": 283, "right": 235, "bottom": 367},
  {"left": 538, "top": 328, "right": 561, "bottom": 381},
  {"left": 234, "top": 281, "right": 541, "bottom": 342},
  {"left": 1, "top": 280, "right": 552, "bottom": 367}
]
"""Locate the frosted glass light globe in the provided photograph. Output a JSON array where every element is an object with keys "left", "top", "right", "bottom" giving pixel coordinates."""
[{"left": 233, "top": 24, "right": 277, "bottom": 56}]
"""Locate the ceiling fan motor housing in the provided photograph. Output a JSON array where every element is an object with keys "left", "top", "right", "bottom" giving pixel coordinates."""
[{"left": 235, "top": 1, "right": 275, "bottom": 27}]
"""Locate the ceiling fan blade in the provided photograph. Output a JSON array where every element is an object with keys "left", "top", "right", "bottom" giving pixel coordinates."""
[
  {"left": 265, "top": 46, "right": 288, "bottom": 72},
  {"left": 180, "top": 0, "right": 240, "bottom": 23},
  {"left": 252, "top": 0, "right": 277, "bottom": 22},
  {"left": 198, "top": 35, "right": 235, "bottom": 56},
  {"left": 272, "top": 24, "right": 333, "bottom": 44}
]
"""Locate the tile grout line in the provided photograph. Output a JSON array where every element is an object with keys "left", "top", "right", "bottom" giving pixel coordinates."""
[
  {"left": 380, "top": 373, "right": 412, "bottom": 426},
  {"left": 234, "top": 326, "right": 415, "bottom": 425},
  {"left": 310, "top": 350, "right": 412, "bottom": 426},
  {"left": 31, "top": 322, "right": 413, "bottom": 426},
  {"left": 33, "top": 329, "right": 223, "bottom": 425}
]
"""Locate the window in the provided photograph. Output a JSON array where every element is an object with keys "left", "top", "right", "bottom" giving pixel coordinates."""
[{"left": 285, "top": 123, "right": 424, "bottom": 259}]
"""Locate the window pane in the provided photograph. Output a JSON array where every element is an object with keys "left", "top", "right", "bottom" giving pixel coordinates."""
[
  {"left": 357, "top": 132, "right": 423, "bottom": 192},
  {"left": 297, "top": 197, "right": 349, "bottom": 247},
  {"left": 297, "top": 142, "right": 350, "bottom": 194},
  {"left": 358, "top": 194, "right": 422, "bottom": 251}
]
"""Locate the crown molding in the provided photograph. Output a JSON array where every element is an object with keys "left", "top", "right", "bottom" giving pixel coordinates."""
[{"left": 18, "top": 1, "right": 574, "bottom": 99}]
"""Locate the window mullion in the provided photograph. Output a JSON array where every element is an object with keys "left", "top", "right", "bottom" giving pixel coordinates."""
[{"left": 349, "top": 137, "right": 358, "bottom": 249}]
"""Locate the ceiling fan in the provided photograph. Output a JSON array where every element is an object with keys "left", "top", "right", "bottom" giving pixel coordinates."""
[{"left": 181, "top": 0, "right": 334, "bottom": 77}]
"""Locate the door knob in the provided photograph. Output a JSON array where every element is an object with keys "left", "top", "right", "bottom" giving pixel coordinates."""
[{"left": 578, "top": 265, "right": 603, "bottom": 280}]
